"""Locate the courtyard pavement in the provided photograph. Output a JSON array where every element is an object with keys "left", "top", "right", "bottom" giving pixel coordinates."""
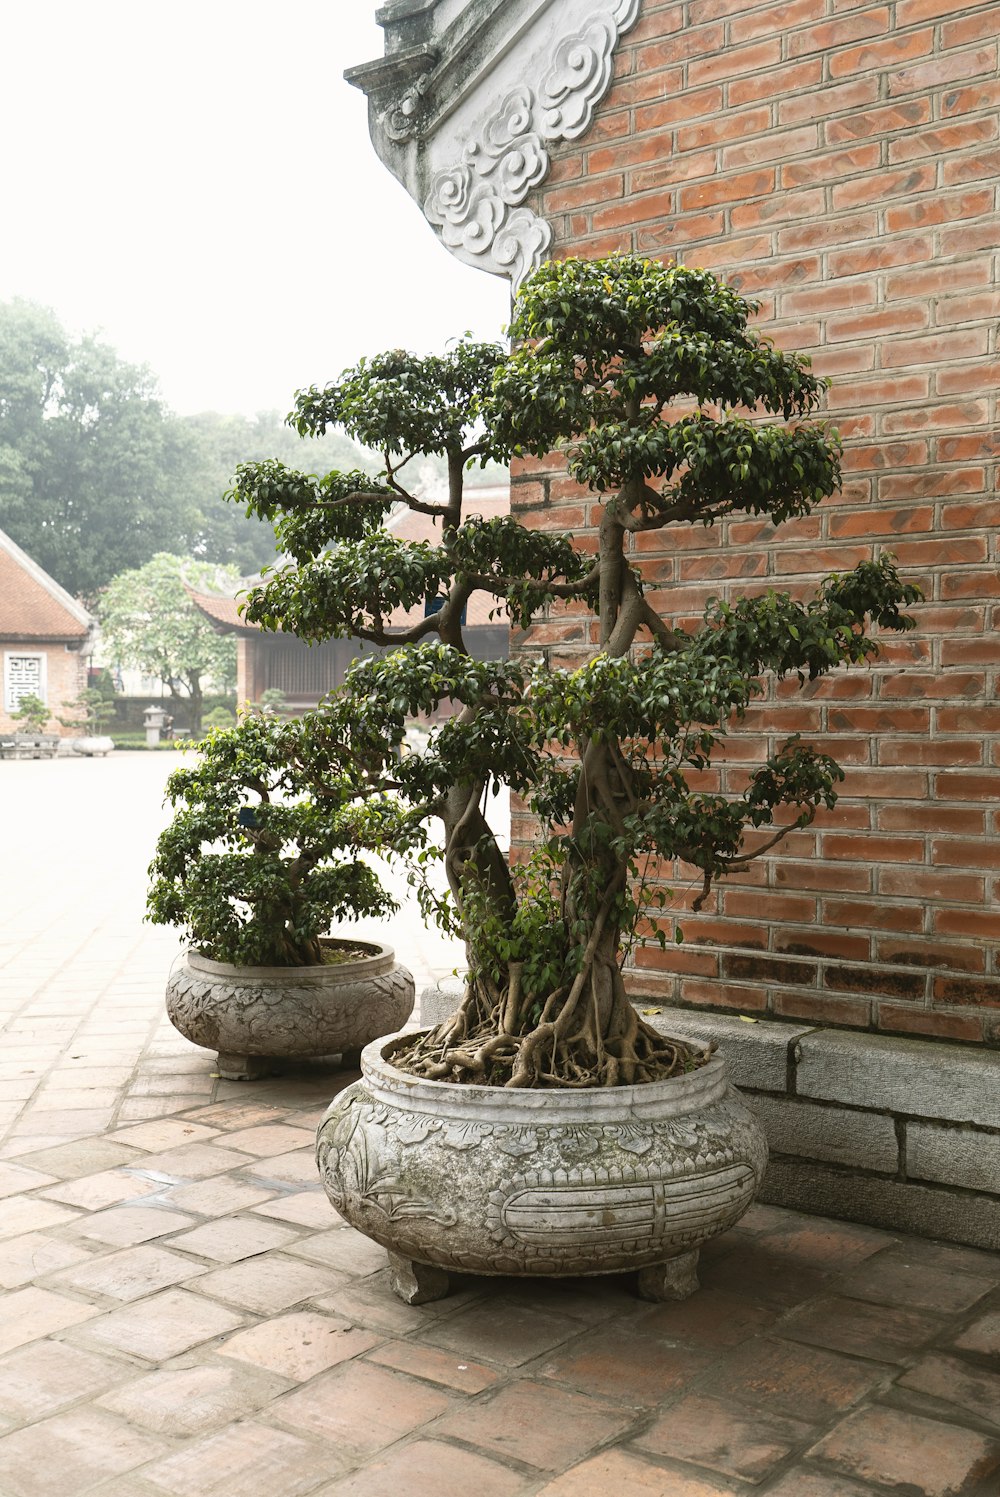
[{"left": 1, "top": 751, "right": 999, "bottom": 1497}]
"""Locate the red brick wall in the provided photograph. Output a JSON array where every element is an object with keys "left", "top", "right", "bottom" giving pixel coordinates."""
[
  {"left": 0, "top": 644, "right": 87, "bottom": 737},
  {"left": 511, "top": 0, "right": 1000, "bottom": 1044}
]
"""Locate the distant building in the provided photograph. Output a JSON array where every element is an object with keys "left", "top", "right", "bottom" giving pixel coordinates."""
[
  {"left": 190, "top": 487, "right": 510, "bottom": 713},
  {"left": 0, "top": 528, "right": 93, "bottom": 737}
]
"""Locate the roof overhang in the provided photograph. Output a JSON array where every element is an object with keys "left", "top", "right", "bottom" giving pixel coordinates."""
[{"left": 347, "top": 0, "right": 639, "bottom": 288}]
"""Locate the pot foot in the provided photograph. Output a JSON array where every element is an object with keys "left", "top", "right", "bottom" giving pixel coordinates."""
[
  {"left": 215, "top": 1052, "right": 273, "bottom": 1081},
  {"left": 387, "top": 1251, "right": 451, "bottom": 1305},
  {"left": 637, "top": 1249, "right": 699, "bottom": 1302},
  {"left": 339, "top": 1048, "right": 363, "bottom": 1070}
]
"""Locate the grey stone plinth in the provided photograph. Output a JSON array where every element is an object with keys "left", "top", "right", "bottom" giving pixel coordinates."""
[
  {"left": 419, "top": 978, "right": 465, "bottom": 1029},
  {"left": 640, "top": 1005, "right": 811, "bottom": 1092},
  {"left": 795, "top": 1029, "right": 1000, "bottom": 1129},
  {"left": 906, "top": 1121, "right": 1000, "bottom": 1194},
  {"left": 749, "top": 1094, "right": 899, "bottom": 1174}
]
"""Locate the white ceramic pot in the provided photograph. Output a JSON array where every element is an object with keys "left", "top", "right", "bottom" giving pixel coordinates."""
[
  {"left": 166, "top": 941, "right": 414, "bottom": 1079},
  {"left": 316, "top": 1030, "right": 767, "bottom": 1303}
]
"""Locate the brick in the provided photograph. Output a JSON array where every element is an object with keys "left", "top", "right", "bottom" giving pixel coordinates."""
[
  {"left": 806, "top": 1405, "right": 1000, "bottom": 1497},
  {"left": 874, "top": 930, "right": 986, "bottom": 968},
  {"left": 679, "top": 167, "right": 774, "bottom": 211},
  {"left": 780, "top": 74, "right": 880, "bottom": 124},
  {"left": 888, "top": 45, "right": 1000, "bottom": 97},
  {"left": 688, "top": 38, "right": 782, "bottom": 86},
  {"left": 730, "top": 58, "right": 823, "bottom": 106},
  {"left": 887, "top": 184, "right": 994, "bottom": 229},
  {"left": 829, "top": 30, "right": 934, "bottom": 79},
  {"left": 787, "top": 9, "right": 892, "bottom": 58},
  {"left": 877, "top": 1003, "right": 985, "bottom": 1042},
  {"left": 889, "top": 116, "right": 998, "bottom": 164}
]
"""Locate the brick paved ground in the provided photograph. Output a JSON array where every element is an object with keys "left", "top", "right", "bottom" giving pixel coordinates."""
[{"left": 1, "top": 752, "right": 999, "bottom": 1496}]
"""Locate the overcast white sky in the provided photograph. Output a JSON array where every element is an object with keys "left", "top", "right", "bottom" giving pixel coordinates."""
[{"left": 1, "top": 1, "right": 509, "bottom": 417}]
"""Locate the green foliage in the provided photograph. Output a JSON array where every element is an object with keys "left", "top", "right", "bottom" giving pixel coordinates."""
[
  {"left": 147, "top": 713, "right": 403, "bottom": 966},
  {"left": 9, "top": 694, "right": 50, "bottom": 733},
  {"left": 58, "top": 688, "right": 116, "bottom": 734},
  {"left": 96, "top": 554, "right": 240, "bottom": 735}
]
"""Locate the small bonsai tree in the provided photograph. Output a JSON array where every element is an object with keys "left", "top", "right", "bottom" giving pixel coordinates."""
[
  {"left": 58, "top": 687, "right": 116, "bottom": 736},
  {"left": 9, "top": 695, "right": 51, "bottom": 734},
  {"left": 223, "top": 256, "right": 918, "bottom": 1084},
  {"left": 146, "top": 711, "right": 403, "bottom": 966}
]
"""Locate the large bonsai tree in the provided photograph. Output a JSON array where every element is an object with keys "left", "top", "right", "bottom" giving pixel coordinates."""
[{"left": 230, "top": 256, "right": 918, "bottom": 1087}]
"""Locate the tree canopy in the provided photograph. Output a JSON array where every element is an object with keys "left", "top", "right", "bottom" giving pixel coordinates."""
[{"left": 96, "top": 553, "right": 240, "bottom": 735}]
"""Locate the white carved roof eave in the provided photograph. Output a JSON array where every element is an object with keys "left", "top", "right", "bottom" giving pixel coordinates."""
[{"left": 346, "top": 0, "right": 640, "bottom": 288}]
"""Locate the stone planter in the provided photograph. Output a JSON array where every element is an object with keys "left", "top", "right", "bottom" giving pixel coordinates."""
[
  {"left": 70, "top": 736, "right": 115, "bottom": 756},
  {"left": 316, "top": 1030, "right": 768, "bottom": 1303},
  {"left": 166, "top": 941, "right": 414, "bottom": 1080}
]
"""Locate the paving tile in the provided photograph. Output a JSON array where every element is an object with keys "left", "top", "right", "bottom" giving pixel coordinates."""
[
  {"left": 808, "top": 1404, "right": 1000, "bottom": 1495},
  {"left": 953, "top": 1309, "right": 1000, "bottom": 1357},
  {"left": 0, "top": 1405, "right": 168, "bottom": 1496},
  {"left": 39, "top": 1168, "right": 163, "bottom": 1210},
  {"left": 0, "top": 1286, "right": 99, "bottom": 1355},
  {"left": 534, "top": 1448, "right": 743, "bottom": 1495},
  {"left": 216, "top": 1123, "right": 316, "bottom": 1156},
  {"left": 0, "top": 1195, "right": 81, "bottom": 1240},
  {"left": 283, "top": 1226, "right": 389, "bottom": 1276},
  {"left": 539, "top": 1323, "right": 714, "bottom": 1406},
  {"left": 0, "top": 1341, "right": 128, "bottom": 1422},
  {"left": 313, "top": 1275, "right": 484, "bottom": 1337},
  {"left": 0, "top": 1229, "right": 95, "bottom": 1288},
  {"left": 65, "top": 1204, "right": 197, "bottom": 1246},
  {"left": 158, "top": 1176, "right": 277, "bottom": 1216},
  {"left": 0, "top": 1160, "right": 58, "bottom": 1195},
  {"left": 420, "top": 1299, "right": 587, "bottom": 1369},
  {"left": 776, "top": 1293, "right": 945, "bottom": 1363},
  {"left": 183, "top": 1102, "right": 292, "bottom": 1129},
  {"left": 250, "top": 1190, "right": 334, "bottom": 1228},
  {"left": 125, "top": 1142, "right": 257, "bottom": 1180},
  {"left": 218, "top": 1309, "right": 381, "bottom": 1380},
  {"left": 167, "top": 1216, "right": 303, "bottom": 1262},
  {"left": 700, "top": 1338, "right": 893, "bottom": 1423},
  {"left": 899, "top": 1352, "right": 1000, "bottom": 1430},
  {"left": 270, "top": 1359, "right": 453, "bottom": 1453},
  {"left": 366, "top": 1339, "right": 500, "bottom": 1394},
  {"left": 635, "top": 1393, "right": 814, "bottom": 1482},
  {"left": 239, "top": 1147, "right": 318, "bottom": 1186},
  {"left": 48, "top": 1243, "right": 204, "bottom": 1302},
  {"left": 140, "top": 1420, "right": 342, "bottom": 1496},
  {"left": 836, "top": 1248, "right": 995, "bottom": 1314},
  {"left": 316, "top": 1438, "right": 533, "bottom": 1497},
  {"left": 192, "top": 1254, "right": 336, "bottom": 1313},
  {"left": 698, "top": 1239, "right": 828, "bottom": 1309},
  {"left": 435, "top": 1379, "right": 637, "bottom": 1470},
  {"left": 636, "top": 1287, "right": 780, "bottom": 1349},
  {"left": 765, "top": 1472, "right": 881, "bottom": 1496},
  {"left": 71, "top": 1287, "right": 246, "bottom": 1360},
  {"left": 31, "top": 1086, "right": 122, "bottom": 1110},
  {"left": 105, "top": 1119, "right": 221, "bottom": 1150},
  {"left": 96, "top": 1361, "right": 289, "bottom": 1436},
  {"left": 11, "top": 1138, "right": 143, "bottom": 1178}
]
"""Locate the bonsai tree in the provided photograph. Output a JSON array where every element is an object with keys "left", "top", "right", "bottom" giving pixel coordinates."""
[
  {"left": 146, "top": 711, "right": 403, "bottom": 966},
  {"left": 58, "top": 687, "right": 116, "bottom": 736},
  {"left": 227, "top": 255, "right": 919, "bottom": 1085},
  {"left": 9, "top": 694, "right": 51, "bottom": 734}
]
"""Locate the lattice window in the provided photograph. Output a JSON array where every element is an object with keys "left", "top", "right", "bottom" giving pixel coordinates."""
[{"left": 4, "top": 654, "right": 45, "bottom": 712}]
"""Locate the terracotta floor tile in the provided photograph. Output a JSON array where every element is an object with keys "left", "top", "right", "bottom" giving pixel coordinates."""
[
  {"left": 420, "top": 1300, "right": 587, "bottom": 1369},
  {"left": 217, "top": 1123, "right": 316, "bottom": 1156},
  {"left": 39, "top": 1168, "right": 162, "bottom": 1211},
  {"left": 159, "top": 1176, "right": 277, "bottom": 1216},
  {"left": 283, "top": 1226, "right": 390, "bottom": 1276},
  {"left": 900, "top": 1351, "right": 1000, "bottom": 1430},
  {"left": 49, "top": 1243, "right": 204, "bottom": 1302},
  {"left": 105, "top": 1118, "right": 221, "bottom": 1150},
  {"left": 0, "top": 1405, "right": 168, "bottom": 1496},
  {"left": 184, "top": 1102, "right": 292, "bottom": 1129},
  {"left": 534, "top": 1447, "right": 743, "bottom": 1495},
  {"left": 239, "top": 1147, "right": 318, "bottom": 1186},
  {"left": 776, "top": 1292, "right": 945, "bottom": 1363},
  {"left": 313, "top": 1275, "right": 484, "bottom": 1337},
  {"left": 366, "top": 1339, "right": 500, "bottom": 1393},
  {"left": 435, "top": 1379, "right": 637, "bottom": 1470},
  {"left": 635, "top": 1392, "right": 814, "bottom": 1482},
  {"left": 218, "top": 1310, "right": 382, "bottom": 1380},
  {"left": 127, "top": 1142, "right": 257, "bottom": 1180},
  {"left": 765, "top": 1471, "right": 881, "bottom": 1496},
  {"left": 539, "top": 1323, "right": 714, "bottom": 1406},
  {"left": 316, "top": 1438, "right": 533, "bottom": 1497},
  {"left": 250, "top": 1190, "right": 334, "bottom": 1228},
  {"left": 836, "top": 1248, "right": 995, "bottom": 1314},
  {"left": 0, "top": 1160, "right": 57, "bottom": 1196},
  {"left": 141, "top": 1419, "right": 343, "bottom": 1496},
  {"left": 271, "top": 1359, "right": 454, "bottom": 1453},
  {"left": 168, "top": 1216, "right": 303, "bottom": 1263},
  {"left": 71, "top": 1286, "right": 245, "bottom": 1360},
  {"left": 0, "top": 1341, "right": 128, "bottom": 1423},
  {"left": 192, "top": 1254, "right": 336, "bottom": 1313},
  {"left": 0, "top": 1229, "right": 94, "bottom": 1288},
  {"left": 700, "top": 1337, "right": 893, "bottom": 1423},
  {"left": 953, "top": 1309, "right": 1000, "bottom": 1357},
  {"left": 0, "top": 1286, "right": 99, "bottom": 1355},
  {"left": 808, "top": 1404, "right": 1000, "bottom": 1495},
  {"left": 698, "top": 1240, "right": 828, "bottom": 1309},
  {"left": 96, "top": 1361, "right": 289, "bottom": 1436},
  {"left": 0, "top": 1195, "right": 81, "bottom": 1240},
  {"left": 636, "top": 1287, "right": 779, "bottom": 1348},
  {"left": 66, "top": 1204, "right": 197, "bottom": 1247}
]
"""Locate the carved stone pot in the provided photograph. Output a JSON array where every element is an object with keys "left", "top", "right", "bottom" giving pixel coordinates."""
[
  {"left": 316, "top": 1031, "right": 768, "bottom": 1304},
  {"left": 166, "top": 941, "right": 414, "bottom": 1080}
]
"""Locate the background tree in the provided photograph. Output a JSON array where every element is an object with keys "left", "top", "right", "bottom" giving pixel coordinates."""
[
  {"left": 97, "top": 553, "right": 239, "bottom": 736},
  {"left": 227, "top": 257, "right": 920, "bottom": 1089}
]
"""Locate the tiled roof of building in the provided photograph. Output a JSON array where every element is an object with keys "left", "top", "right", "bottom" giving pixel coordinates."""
[
  {"left": 187, "top": 588, "right": 255, "bottom": 633},
  {"left": 0, "top": 529, "right": 92, "bottom": 642}
]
